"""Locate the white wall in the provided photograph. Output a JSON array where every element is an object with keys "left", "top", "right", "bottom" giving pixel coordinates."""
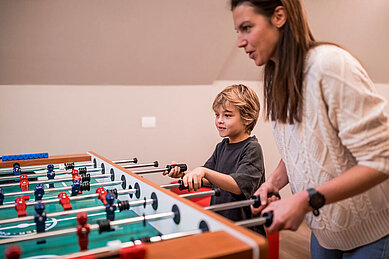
[{"left": 1, "top": 82, "right": 388, "bottom": 198}]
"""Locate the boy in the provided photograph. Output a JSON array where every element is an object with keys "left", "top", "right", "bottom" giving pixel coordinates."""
[{"left": 165, "top": 84, "right": 265, "bottom": 234}]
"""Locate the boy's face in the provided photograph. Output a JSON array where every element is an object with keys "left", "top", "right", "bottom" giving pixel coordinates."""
[{"left": 214, "top": 101, "right": 249, "bottom": 143}]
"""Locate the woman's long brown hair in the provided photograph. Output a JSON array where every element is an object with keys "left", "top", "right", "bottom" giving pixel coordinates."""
[{"left": 231, "top": 0, "right": 316, "bottom": 124}]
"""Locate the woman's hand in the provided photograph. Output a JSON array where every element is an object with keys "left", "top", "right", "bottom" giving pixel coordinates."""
[
  {"left": 261, "top": 191, "right": 311, "bottom": 234},
  {"left": 182, "top": 167, "right": 206, "bottom": 192},
  {"left": 252, "top": 181, "right": 280, "bottom": 215}
]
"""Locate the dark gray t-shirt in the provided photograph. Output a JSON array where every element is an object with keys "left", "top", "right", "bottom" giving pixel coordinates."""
[{"left": 204, "top": 136, "right": 265, "bottom": 224}]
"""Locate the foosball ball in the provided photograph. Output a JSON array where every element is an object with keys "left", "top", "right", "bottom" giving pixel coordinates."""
[{"left": 0, "top": 152, "right": 269, "bottom": 258}]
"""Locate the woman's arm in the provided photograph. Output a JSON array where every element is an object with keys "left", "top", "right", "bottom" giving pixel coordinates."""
[
  {"left": 316, "top": 165, "right": 388, "bottom": 204},
  {"left": 262, "top": 165, "right": 388, "bottom": 234},
  {"left": 251, "top": 159, "right": 289, "bottom": 214}
]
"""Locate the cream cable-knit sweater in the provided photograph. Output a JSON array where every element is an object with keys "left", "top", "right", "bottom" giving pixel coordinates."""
[{"left": 272, "top": 45, "right": 389, "bottom": 250}]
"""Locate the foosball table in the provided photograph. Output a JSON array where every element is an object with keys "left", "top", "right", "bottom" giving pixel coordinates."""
[{"left": 0, "top": 151, "right": 268, "bottom": 258}]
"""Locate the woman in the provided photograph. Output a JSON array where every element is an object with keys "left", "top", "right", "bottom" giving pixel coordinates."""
[{"left": 230, "top": 0, "right": 389, "bottom": 258}]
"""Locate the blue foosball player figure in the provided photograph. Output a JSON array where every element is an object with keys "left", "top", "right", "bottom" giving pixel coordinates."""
[
  {"left": 13, "top": 163, "right": 21, "bottom": 182},
  {"left": 34, "top": 202, "right": 47, "bottom": 233},
  {"left": 34, "top": 202, "right": 47, "bottom": 244},
  {"left": 0, "top": 188, "right": 4, "bottom": 205},
  {"left": 34, "top": 184, "right": 45, "bottom": 201},
  {"left": 105, "top": 192, "right": 116, "bottom": 221},
  {"left": 47, "top": 164, "right": 55, "bottom": 188},
  {"left": 71, "top": 179, "right": 81, "bottom": 196}
]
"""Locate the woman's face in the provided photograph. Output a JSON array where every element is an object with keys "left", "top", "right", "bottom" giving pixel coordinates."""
[{"left": 232, "top": 3, "right": 281, "bottom": 66}]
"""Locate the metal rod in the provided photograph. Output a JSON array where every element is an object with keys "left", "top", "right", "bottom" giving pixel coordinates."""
[
  {"left": 0, "top": 168, "right": 102, "bottom": 181},
  {"left": 153, "top": 229, "right": 202, "bottom": 242},
  {"left": 131, "top": 168, "right": 167, "bottom": 174},
  {"left": 204, "top": 199, "right": 254, "bottom": 212},
  {"left": 4, "top": 181, "right": 122, "bottom": 197},
  {"left": 0, "top": 161, "right": 95, "bottom": 174},
  {"left": 122, "top": 161, "right": 158, "bottom": 169},
  {"left": 0, "top": 157, "right": 137, "bottom": 174},
  {"left": 160, "top": 183, "right": 181, "bottom": 190},
  {"left": 0, "top": 174, "right": 108, "bottom": 188},
  {"left": 0, "top": 198, "right": 153, "bottom": 225},
  {"left": 0, "top": 211, "right": 175, "bottom": 245},
  {"left": 110, "top": 212, "right": 174, "bottom": 227},
  {"left": 0, "top": 189, "right": 135, "bottom": 210},
  {"left": 179, "top": 190, "right": 216, "bottom": 199},
  {"left": 235, "top": 217, "right": 267, "bottom": 228},
  {"left": 113, "top": 158, "right": 137, "bottom": 164}
]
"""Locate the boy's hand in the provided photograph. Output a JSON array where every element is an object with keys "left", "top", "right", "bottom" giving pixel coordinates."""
[
  {"left": 183, "top": 167, "right": 206, "bottom": 192},
  {"left": 163, "top": 162, "right": 184, "bottom": 178},
  {"left": 251, "top": 181, "right": 280, "bottom": 215}
]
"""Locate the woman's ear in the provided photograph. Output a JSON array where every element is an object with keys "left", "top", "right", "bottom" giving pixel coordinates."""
[{"left": 271, "top": 6, "right": 287, "bottom": 28}]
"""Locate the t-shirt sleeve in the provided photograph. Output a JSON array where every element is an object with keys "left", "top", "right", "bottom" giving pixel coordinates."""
[
  {"left": 319, "top": 47, "right": 389, "bottom": 174},
  {"left": 229, "top": 141, "right": 265, "bottom": 199}
]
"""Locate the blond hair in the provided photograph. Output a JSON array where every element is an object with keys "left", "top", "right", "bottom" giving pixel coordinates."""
[{"left": 212, "top": 84, "right": 260, "bottom": 134}]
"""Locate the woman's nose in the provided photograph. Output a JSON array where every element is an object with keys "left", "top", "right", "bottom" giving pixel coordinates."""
[{"left": 237, "top": 34, "right": 247, "bottom": 48}]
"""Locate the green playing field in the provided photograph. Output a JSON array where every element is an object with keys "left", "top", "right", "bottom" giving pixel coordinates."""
[{"left": 0, "top": 174, "right": 161, "bottom": 258}]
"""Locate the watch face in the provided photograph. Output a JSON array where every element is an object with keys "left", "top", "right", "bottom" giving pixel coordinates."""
[{"left": 311, "top": 192, "right": 325, "bottom": 209}]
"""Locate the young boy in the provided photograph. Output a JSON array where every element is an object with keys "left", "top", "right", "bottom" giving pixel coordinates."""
[{"left": 165, "top": 84, "right": 265, "bottom": 234}]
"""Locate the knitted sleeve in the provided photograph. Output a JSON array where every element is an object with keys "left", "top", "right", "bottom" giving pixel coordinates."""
[{"left": 318, "top": 46, "right": 389, "bottom": 174}]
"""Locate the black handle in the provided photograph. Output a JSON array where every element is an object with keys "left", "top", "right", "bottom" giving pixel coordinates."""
[
  {"left": 165, "top": 164, "right": 187, "bottom": 173},
  {"left": 177, "top": 179, "right": 203, "bottom": 191},
  {"left": 268, "top": 192, "right": 281, "bottom": 199},
  {"left": 262, "top": 211, "right": 273, "bottom": 227},
  {"left": 251, "top": 192, "right": 281, "bottom": 208}
]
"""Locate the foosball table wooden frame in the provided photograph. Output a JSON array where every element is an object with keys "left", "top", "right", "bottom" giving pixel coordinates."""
[{"left": 0, "top": 151, "right": 267, "bottom": 259}]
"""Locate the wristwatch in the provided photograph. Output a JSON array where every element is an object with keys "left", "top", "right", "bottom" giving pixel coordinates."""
[{"left": 307, "top": 188, "right": 325, "bottom": 216}]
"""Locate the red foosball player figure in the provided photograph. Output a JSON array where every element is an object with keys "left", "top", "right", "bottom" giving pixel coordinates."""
[
  {"left": 72, "top": 169, "right": 79, "bottom": 181},
  {"left": 19, "top": 174, "right": 30, "bottom": 200},
  {"left": 58, "top": 192, "right": 72, "bottom": 210},
  {"left": 96, "top": 187, "right": 108, "bottom": 205},
  {"left": 5, "top": 245, "right": 22, "bottom": 259},
  {"left": 76, "top": 212, "right": 90, "bottom": 251},
  {"left": 15, "top": 197, "right": 27, "bottom": 217}
]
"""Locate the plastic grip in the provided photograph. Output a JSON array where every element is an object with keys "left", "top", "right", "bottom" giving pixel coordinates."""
[
  {"left": 177, "top": 179, "right": 203, "bottom": 191},
  {"left": 251, "top": 192, "right": 281, "bottom": 208},
  {"left": 268, "top": 192, "right": 281, "bottom": 199},
  {"left": 165, "top": 164, "right": 187, "bottom": 173},
  {"left": 262, "top": 211, "right": 273, "bottom": 227}
]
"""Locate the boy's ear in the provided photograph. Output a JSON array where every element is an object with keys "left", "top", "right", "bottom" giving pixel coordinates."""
[
  {"left": 244, "top": 118, "right": 253, "bottom": 126},
  {"left": 271, "top": 6, "right": 287, "bottom": 29}
]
